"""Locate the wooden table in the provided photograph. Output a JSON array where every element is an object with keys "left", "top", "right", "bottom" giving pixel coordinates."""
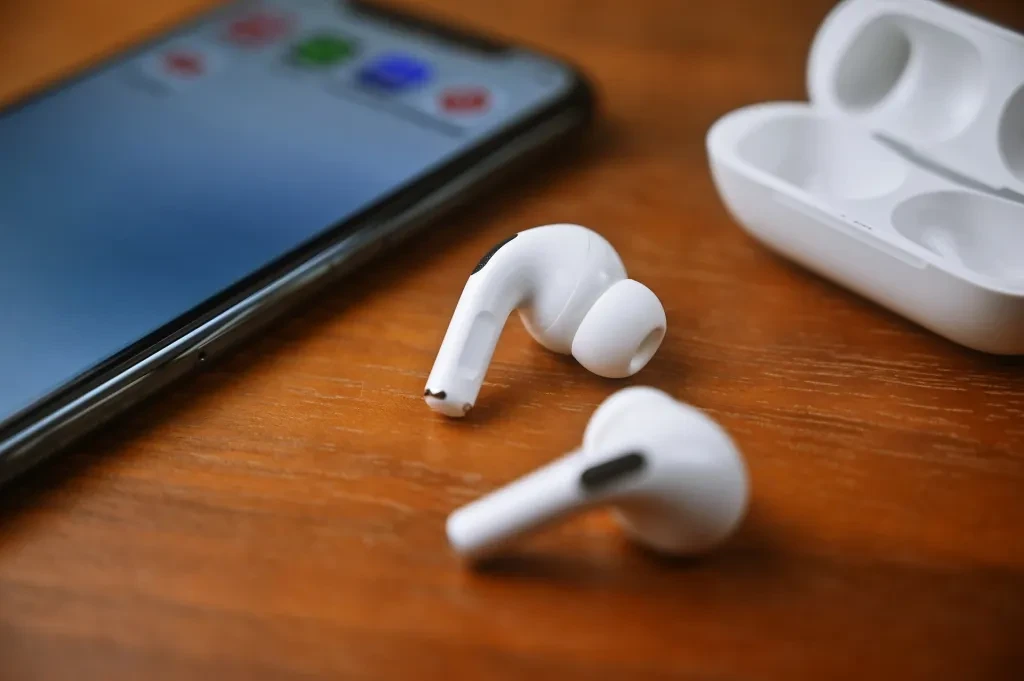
[{"left": 3, "top": 1, "right": 1024, "bottom": 679}]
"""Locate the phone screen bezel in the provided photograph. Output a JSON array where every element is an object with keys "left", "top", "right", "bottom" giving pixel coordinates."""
[{"left": 0, "top": 0, "right": 595, "bottom": 472}]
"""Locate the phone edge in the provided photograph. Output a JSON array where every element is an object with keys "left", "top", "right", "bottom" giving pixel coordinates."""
[{"left": 0, "top": 86, "right": 594, "bottom": 485}]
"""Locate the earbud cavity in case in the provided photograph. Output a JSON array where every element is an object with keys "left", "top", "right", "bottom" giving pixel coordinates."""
[{"left": 707, "top": 0, "right": 1024, "bottom": 354}]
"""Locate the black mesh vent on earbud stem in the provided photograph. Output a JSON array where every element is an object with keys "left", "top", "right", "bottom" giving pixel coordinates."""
[{"left": 579, "top": 452, "right": 647, "bottom": 492}]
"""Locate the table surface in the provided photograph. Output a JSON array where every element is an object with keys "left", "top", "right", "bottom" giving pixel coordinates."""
[{"left": 3, "top": 1, "right": 1024, "bottom": 679}]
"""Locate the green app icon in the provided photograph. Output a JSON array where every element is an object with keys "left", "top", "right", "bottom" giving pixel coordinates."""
[{"left": 291, "top": 34, "right": 357, "bottom": 67}]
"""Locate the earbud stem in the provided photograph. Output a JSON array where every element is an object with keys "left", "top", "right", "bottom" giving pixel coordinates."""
[
  {"left": 424, "top": 272, "right": 523, "bottom": 417},
  {"left": 446, "top": 451, "right": 589, "bottom": 559}
]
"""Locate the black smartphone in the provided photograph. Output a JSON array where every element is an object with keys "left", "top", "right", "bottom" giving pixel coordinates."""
[{"left": 0, "top": 0, "right": 594, "bottom": 483}]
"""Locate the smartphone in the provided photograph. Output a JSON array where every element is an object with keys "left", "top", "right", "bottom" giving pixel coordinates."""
[{"left": 0, "top": 0, "right": 594, "bottom": 484}]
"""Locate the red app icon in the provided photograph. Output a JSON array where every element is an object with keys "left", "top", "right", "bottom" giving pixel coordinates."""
[
  {"left": 224, "top": 10, "right": 292, "bottom": 47},
  {"left": 136, "top": 41, "right": 226, "bottom": 92},
  {"left": 438, "top": 86, "right": 491, "bottom": 116},
  {"left": 162, "top": 50, "right": 205, "bottom": 78}
]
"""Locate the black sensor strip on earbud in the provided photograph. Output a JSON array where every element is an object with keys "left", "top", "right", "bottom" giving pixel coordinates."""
[
  {"left": 470, "top": 233, "right": 517, "bottom": 275},
  {"left": 579, "top": 452, "right": 647, "bottom": 492}
]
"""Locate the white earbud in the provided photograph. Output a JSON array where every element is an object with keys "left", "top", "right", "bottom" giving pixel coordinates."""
[
  {"left": 446, "top": 386, "right": 749, "bottom": 560},
  {"left": 424, "top": 224, "right": 667, "bottom": 417}
]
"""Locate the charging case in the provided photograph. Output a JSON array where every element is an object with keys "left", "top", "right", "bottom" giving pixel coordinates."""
[{"left": 707, "top": 0, "right": 1024, "bottom": 354}]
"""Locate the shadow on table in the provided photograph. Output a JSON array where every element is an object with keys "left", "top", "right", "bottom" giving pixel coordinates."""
[{"left": 457, "top": 501, "right": 1024, "bottom": 678}]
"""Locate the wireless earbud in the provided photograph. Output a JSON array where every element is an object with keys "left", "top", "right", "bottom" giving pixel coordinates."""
[
  {"left": 446, "top": 386, "right": 749, "bottom": 559},
  {"left": 423, "top": 224, "right": 667, "bottom": 417}
]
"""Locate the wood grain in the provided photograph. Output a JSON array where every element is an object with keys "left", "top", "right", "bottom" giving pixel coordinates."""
[{"left": 2, "top": 1, "right": 1024, "bottom": 679}]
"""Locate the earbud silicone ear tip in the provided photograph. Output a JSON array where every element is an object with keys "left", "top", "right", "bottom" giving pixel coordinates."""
[{"left": 570, "top": 279, "right": 667, "bottom": 379}]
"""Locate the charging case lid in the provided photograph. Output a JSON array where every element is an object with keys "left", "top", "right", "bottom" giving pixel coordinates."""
[{"left": 806, "top": 0, "right": 1024, "bottom": 196}]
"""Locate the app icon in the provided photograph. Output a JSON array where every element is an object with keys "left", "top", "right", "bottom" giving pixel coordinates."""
[
  {"left": 224, "top": 10, "right": 292, "bottom": 47},
  {"left": 162, "top": 49, "right": 206, "bottom": 79},
  {"left": 358, "top": 53, "right": 431, "bottom": 92},
  {"left": 136, "top": 42, "right": 225, "bottom": 91},
  {"left": 438, "top": 85, "right": 492, "bottom": 117},
  {"left": 290, "top": 33, "right": 358, "bottom": 68}
]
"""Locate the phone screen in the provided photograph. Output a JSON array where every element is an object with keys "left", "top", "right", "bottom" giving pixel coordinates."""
[{"left": 0, "top": 0, "right": 576, "bottom": 426}]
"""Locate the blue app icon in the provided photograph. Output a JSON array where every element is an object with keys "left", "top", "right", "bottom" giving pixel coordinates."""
[{"left": 358, "top": 53, "right": 431, "bottom": 92}]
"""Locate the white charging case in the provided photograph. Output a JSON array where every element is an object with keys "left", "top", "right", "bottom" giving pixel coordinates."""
[{"left": 707, "top": 0, "right": 1024, "bottom": 354}]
